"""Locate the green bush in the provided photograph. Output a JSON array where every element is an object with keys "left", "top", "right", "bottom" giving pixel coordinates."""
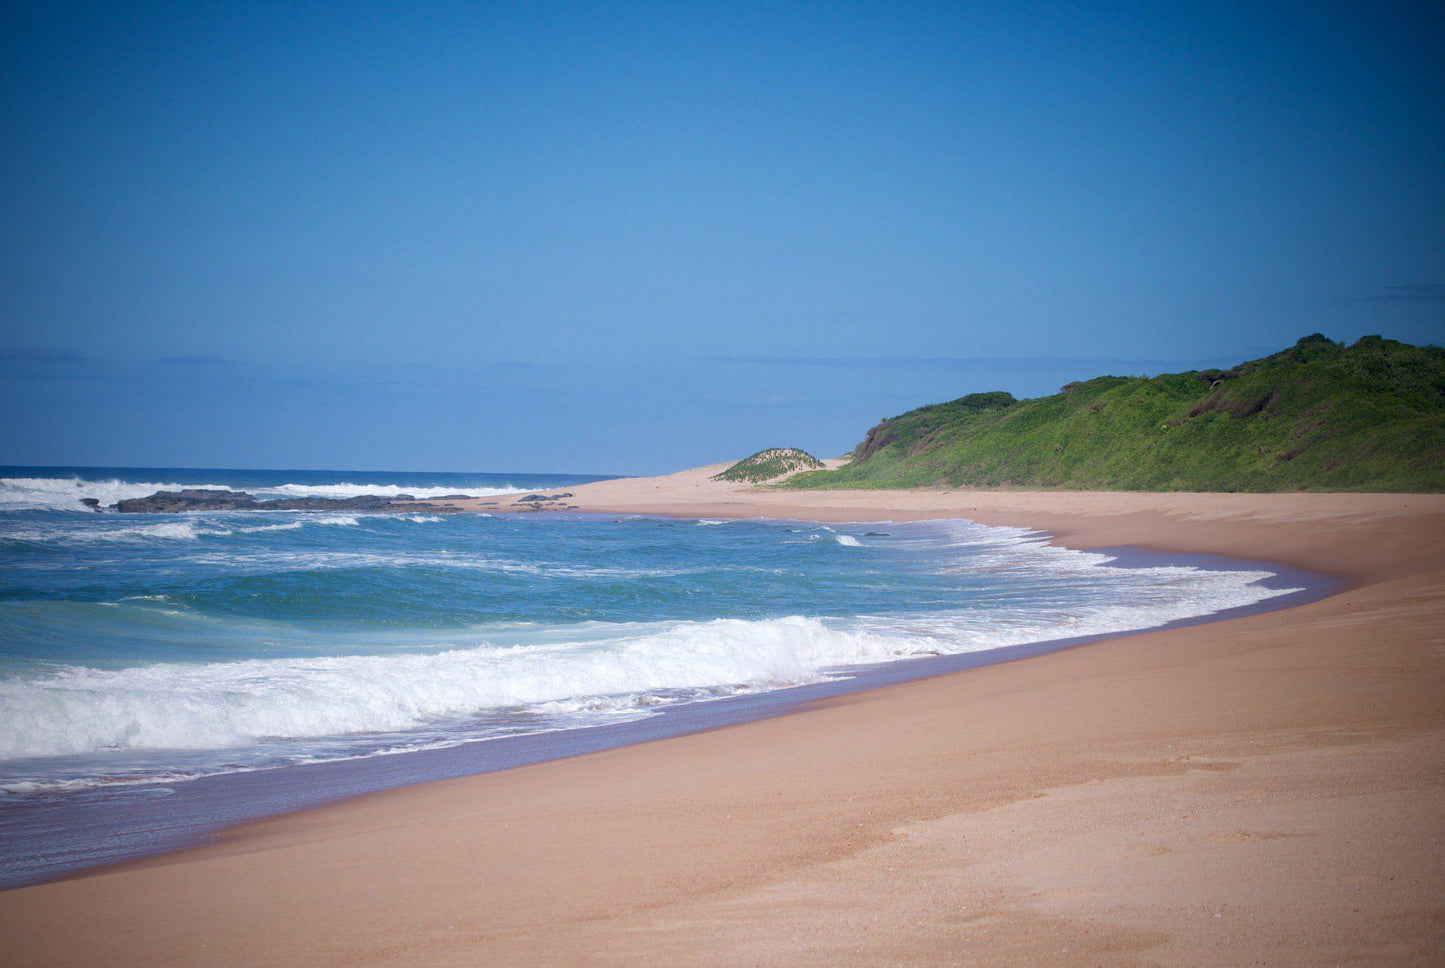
[{"left": 715, "top": 448, "right": 825, "bottom": 483}]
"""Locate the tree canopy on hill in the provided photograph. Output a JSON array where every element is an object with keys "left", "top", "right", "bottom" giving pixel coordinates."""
[{"left": 785, "top": 335, "right": 1444, "bottom": 492}]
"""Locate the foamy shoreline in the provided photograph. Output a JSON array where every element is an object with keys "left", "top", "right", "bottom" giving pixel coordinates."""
[
  {"left": 0, "top": 526, "right": 1326, "bottom": 890},
  {"left": 2, "top": 474, "right": 1442, "bottom": 965}
]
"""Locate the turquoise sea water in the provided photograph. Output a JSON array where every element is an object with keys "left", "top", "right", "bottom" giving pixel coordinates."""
[{"left": 0, "top": 466, "right": 1297, "bottom": 806}]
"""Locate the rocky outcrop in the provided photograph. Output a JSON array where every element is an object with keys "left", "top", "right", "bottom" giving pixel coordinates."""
[{"left": 511, "top": 492, "right": 578, "bottom": 512}]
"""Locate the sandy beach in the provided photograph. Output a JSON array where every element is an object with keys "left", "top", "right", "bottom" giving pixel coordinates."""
[{"left": 2, "top": 471, "right": 1442, "bottom": 966}]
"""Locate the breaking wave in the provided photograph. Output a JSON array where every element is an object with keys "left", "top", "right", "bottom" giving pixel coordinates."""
[
  {"left": 258, "top": 482, "right": 524, "bottom": 500},
  {"left": 1, "top": 514, "right": 370, "bottom": 546},
  {"left": 0, "top": 476, "right": 527, "bottom": 511},
  {"left": 0, "top": 559, "right": 1291, "bottom": 767},
  {"left": 0, "top": 477, "right": 224, "bottom": 512},
  {"left": 0, "top": 510, "right": 1303, "bottom": 799}
]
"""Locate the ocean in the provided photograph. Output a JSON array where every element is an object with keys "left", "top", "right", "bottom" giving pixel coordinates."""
[{"left": 0, "top": 466, "right": 1310, "bottom": 885}]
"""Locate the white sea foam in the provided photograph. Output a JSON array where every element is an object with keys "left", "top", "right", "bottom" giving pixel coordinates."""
[
  {"left": 4, "top": 521, "right": 207, "bottom": 543},
  {"left": 0, "top": 516, "right": 1303, "bottom": 800},
  {"left": 0, "top": 551, "right": 1294, "bottom": 763},
  {"left": 113, "top": 522, "right": 205, "bottom": 541},
  {"left": 257, "top": 482, "right": 525, "bottom": 500},
  {"left": 235, "top": 521, "right": 305, "bottom": 533},
  {"left": 0, "top": 476, "right": 528, "bottom": 511},
  {"left": 0, "top": 477, "right": 231, "bottom": 511},
  {"left": 1, "top": 514, "right": 366, "bottom": 545},
  {"left": 0, "top": 617, "right": 871, "bottom": 759}
]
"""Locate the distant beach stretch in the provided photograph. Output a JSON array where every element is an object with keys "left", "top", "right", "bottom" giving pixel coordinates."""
[{"left": 0, "top": 466, "right": 1440, "bottom": 964}]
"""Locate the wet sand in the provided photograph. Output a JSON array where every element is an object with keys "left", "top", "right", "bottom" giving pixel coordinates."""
[{"left": 1, "top": 474, "right": 1441, "bottom": 965}]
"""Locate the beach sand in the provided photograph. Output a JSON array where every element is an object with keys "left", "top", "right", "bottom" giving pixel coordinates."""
[{"left": 2, "top": 473, "right": 1442, "bottom": 966}]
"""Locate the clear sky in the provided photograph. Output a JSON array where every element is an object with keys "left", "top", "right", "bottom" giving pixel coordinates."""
[{"left": 2, "top": 1, "right": 1441, "bottom": 475}]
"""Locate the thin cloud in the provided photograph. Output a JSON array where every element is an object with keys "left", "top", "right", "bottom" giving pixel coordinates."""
[
  {"left": 1363, "top": 284, "right": 1445, "bottom": 303},
  {"left": 156, "top": 354, "right": 236, "bottom": 366},
  {"left": 705, "top": 354, "right": 1227, "bottom": 370},
  {"left": 0, "top": 348, "right": 87, "bottom": 364}
]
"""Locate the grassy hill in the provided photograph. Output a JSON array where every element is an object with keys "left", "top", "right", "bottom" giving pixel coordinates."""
[{"left": 786, "top": 335, "right": 1444, "bottom": 492}]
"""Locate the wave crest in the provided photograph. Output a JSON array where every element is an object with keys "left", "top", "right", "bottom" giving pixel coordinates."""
[
  {"left": 0, "top": 476, "right": 527, "bottom": 511},
  {"left": 0, "top": 617, "right": 913, "bottom": 760}
]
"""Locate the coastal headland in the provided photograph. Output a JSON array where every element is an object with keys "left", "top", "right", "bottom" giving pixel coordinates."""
[{"left": 2, "top": 470, "right": 1442, "bottom": 965}]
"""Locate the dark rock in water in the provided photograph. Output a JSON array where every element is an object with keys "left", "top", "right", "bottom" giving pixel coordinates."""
[
  {"left": 518, "top": 492, "right": 574, "bottom": 503},
  {"left": 80, "top": 498, "right": 101, "bottom": 509},
  {"left": 115, "top": 489, "right": 259, "bottom": 512},
  {"left": 114, "top": 489, "right": 415, "bottom": 514}
]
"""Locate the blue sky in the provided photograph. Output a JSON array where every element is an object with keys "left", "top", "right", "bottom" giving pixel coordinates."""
[{"left": 2, "top": 1, "right": 1441, "bottom": 474}]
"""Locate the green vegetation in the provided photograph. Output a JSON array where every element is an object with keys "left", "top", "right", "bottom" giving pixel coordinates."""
[
  {"left": 715, "top": 448, "right": 825, "bottom": 483},
  {"left": 786, "top": 335, "right": 1445, "bottom": 492}
]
